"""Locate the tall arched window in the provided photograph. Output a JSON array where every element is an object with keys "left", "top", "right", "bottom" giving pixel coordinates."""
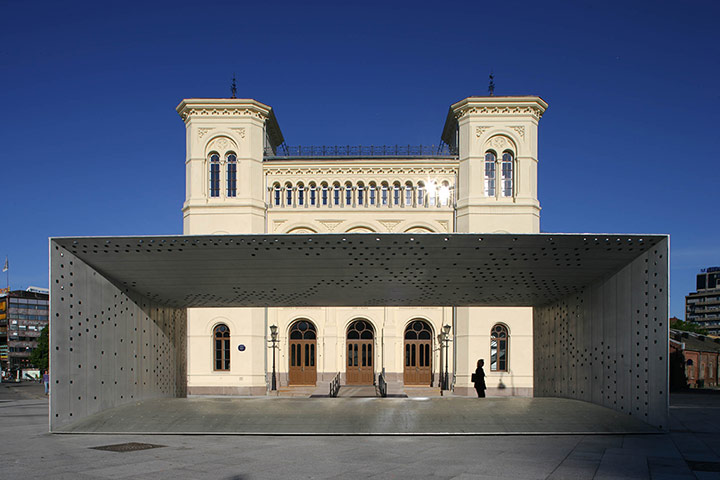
[
  {"left": 321, "top": 183, "right": 329, "bottom": 206},
  {"left": 381, "top": 182, "right": 389, "bottom": 206},
  {"left": 333, "top": 182, "right": 341, "bottom": 206},
  {"left": 490, "top": 324, "right": 508, "bottom": 372},
  {"left": 226, "top": 153, "right": 237, "bottom": 197},
  {"left": 439, "top": 180, "right": 450, "bottom": 206},
  {"left": 209, "top": 153, "right": 220, "bottom": 197},
  {"left": 393, "top": 182, "right": 401, "bottom": 205},
  {"left": 357, "top": 182, "right": 365, "bottom": 205},
  {"left": 309, "top": 182, "right": 317, "bottom": 206},
  {"left": 501, "top": 151, "right": 513, "bottom": 197},
  {"left": 285, "top": 183, "right": 293, "bottom": 206},
  {"left": 345, "top": 182, "right": 353, "bottom": 206},
  {"left": 297, "top": 182, "right": 305, "bottom": 206},
  {"left": 417, "top": 182, "right": 425, "bottom": 206},
  {"left": 405, "top": 182, "right": 414, "bottom": 206},
  {"left": 484, "top": 152, "right": 496, "bottom": 197},
  {"left": 273, "top": 183, "right": 281, "bottom": 206},
  {"left": 369, "top": 182, "right": 377, "bottom": 205},
  {"left": 213, "top": 324, "right": 230, "bottom": 371}
]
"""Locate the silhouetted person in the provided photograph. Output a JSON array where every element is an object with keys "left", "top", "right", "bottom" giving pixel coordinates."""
[{"left": 473, "top": 359, "right": 486, "bottom": 398}]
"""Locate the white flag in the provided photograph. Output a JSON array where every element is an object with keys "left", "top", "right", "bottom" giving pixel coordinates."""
[{"left": 2, "top": 257, "right": 7, "bottom": 273}]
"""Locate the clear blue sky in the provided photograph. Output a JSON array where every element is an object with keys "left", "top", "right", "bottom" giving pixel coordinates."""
[{"left": 2, "top": 0, "right": 718, "bottom": 319}]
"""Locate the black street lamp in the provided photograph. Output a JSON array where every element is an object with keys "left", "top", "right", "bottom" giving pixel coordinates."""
[
  {"left": 442, "top": 324, "right": 451, "bottom": 391},
  {"left": 269, "top": 324, "right": 278, "bottom": 391}
]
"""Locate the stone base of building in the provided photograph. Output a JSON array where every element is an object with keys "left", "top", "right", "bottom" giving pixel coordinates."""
[
  {"left": 188, "top": 386, "right": 267, "bottom": 396},
  {"left": 453, "top": 386, "right": 533, "bottom": 397}
]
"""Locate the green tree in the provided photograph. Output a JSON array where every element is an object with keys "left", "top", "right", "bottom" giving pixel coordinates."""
[
  {"left": 670, "top": 317, "right": 705, "bottom": 334},
  {"left": 29, "top": 326, "right": 48, "bottom": 371}
]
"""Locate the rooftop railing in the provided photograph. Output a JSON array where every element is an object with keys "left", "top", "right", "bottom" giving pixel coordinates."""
[{"left": 266, "top": 144, "right": 457, "bottom": 158}]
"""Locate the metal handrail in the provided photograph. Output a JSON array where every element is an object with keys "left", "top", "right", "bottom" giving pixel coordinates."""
[
  {"left": 378, "top": 369, "right": 388, "bottom": 398},
  {"left": 329, "top": 372, "right": 341, "bottom": 397}
]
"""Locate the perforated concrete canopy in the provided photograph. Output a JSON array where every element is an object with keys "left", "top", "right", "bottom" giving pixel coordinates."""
[{"left": 52, "top": 233, "right": 666, "bottom": 308}]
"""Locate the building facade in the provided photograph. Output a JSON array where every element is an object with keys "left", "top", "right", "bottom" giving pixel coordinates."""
[
  {"left": 0, "top": 288, "right": 49, "bottom": 375},
  {"left": 686, "top": 267, "right": 720, "bottom": 335},
  {"left": 670, "top": 329, "right": 720, "bottom": 388},
  {"left": 177, "top": 95, "right": 547, "bottom": 396}
]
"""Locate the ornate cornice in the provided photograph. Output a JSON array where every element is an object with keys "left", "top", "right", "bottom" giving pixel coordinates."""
[
  {"left": 451, "top": 96, "right": 548, "bottom": 122},
  {"left": 264, "top": 165, "right": 458, "bottom": 177},
  {"left": 455, "top": 104, "right": 545, "bottom": 121},
  {"left": 176, "top": 99, "right": 272, "bottom": 123}
]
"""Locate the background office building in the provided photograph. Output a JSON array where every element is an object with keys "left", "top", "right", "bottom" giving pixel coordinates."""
[
  {"left": 0, "top": 288, "right": 49, "bottom": 374},
  {"left": 686, "top": 267, "right": 720, "bottom": 335}
]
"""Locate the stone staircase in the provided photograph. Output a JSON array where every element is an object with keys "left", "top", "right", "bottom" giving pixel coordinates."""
[
  {"left": 273, "top": 381, "right": 331, "bottom": 397},
  {"left": 336, "top": 385, "right": 378, "bottom": 397},
  {"left": 402, "top": 386, "right": 442, "bottom": 397}
]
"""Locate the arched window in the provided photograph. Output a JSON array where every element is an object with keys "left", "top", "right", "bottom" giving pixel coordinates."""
[
  {"left": 345, "top": 182, "right": 353, "bottom": 206},
  {"left": 485, "top": 152, "right": 496, "bottom": 197},
  {"left": 209, "top": 153, "right": 220, "bottom": 197},
  {"left": 393, "top": 182, "right": 401, "bottom": 205},
  {"left": 381, "top": 182, "right": 389, "bottom": 206},
  {"left": 428, "top": 181, "right": 437, "bottom": 206},
  {"left": 490, "top": 324, "right": 508, "bottom": 372},
  {"left": 405, "top": 182, "right": 414, "bottom": 206},
  {"left": 369, "top": 182, "right": 377, "bottom": 205},
  {"left": 501, "top": 151, "right": 513, "bottom": 197},
  {"left": 439, "top": 180, "right": 450, "bottom": 206},
  {"left": 357, "top": 182, "right": 365, "bottom": 205},
  {"left": 213, "top": 324, "right": 230, "bottom": 371},
  {"left": 309, "top": 182, "right": 317, "bottom": 206},
  {"left": 273, "top": 183, "right": 281, "bottom": 206},
  {"left": 290, "top": 320, "right": 317, "bottom": 340},
  {"left": 285, "top": 183, "right": 293, "bottom": 206},
  {"left": 297, "top": 182, "right": 305, "bottom": 206},
  {"left": 321, "top": 183, "right": 329, "bottom": 206},
  {"left": 417, "top": 182, "right": 425, "bottom": 206},
  {"left": 333, "top": 182, "right": 341, "bottom": 206},
  {"left": 226, "top": 153, "right": 237, "bottom": 197}
]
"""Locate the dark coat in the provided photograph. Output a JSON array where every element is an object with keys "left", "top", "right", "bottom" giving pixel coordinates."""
[{"left": 473, "top": 366, "right": 486, "bottom": 390}]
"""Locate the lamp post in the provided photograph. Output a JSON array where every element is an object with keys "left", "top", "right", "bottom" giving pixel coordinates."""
[
  {"left": 437, "top": 333, "right": 445, "bottom": 390},
  {"left": 269, "top": 324, "right": 278, "bottom": 391},
  {"left": 442, "top": 324, "right": 451, "bottom": 391}
]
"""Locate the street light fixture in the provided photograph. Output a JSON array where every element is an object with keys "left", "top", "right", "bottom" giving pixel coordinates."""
[
  {"left": 442, "top": 324, "right": 451, "bottom": 391},
  {"left": 269, "top": 324, "right": 278, "bottom": 391}
]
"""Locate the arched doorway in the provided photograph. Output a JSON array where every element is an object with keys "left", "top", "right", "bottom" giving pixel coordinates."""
[
  {"left": 404, "top": 320, "right": 432, "bottom": 386},
  {"left": 346, "top": 320, "right": 374, "bottom": 385},
  {"left": 288, "top": 320, "right": 317, "bottom": 386}
]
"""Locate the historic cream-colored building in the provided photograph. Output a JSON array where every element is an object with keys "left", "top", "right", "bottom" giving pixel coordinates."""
[{"left": 177, "top": 94, "right": 547, "bottom": 397}]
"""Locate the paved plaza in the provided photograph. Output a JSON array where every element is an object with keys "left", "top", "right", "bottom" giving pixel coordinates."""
[{"left": 3, "top": 382, "right": 720, "bottom": 479}]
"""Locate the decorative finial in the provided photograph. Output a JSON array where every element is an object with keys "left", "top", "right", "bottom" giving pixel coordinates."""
[
  {"left": 488, "top": 72, "right": 495, "bottom": 96},
  {"left": 231, "top": 74, "right": 237, "bottom": 99}
]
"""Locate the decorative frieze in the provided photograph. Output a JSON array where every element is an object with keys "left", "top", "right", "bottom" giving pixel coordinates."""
[
  {"left": 455, "top": 105, "right": 544, "bottom": 121},
  {"left": 264, "top": 165, "right": 458, "bottom": 177},
  {"left": 179, "top": 107, "right": 268, "bottom": 122}
]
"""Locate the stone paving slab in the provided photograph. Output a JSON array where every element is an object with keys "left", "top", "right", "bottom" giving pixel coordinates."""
[{"left": 54, "top": 396, "right": 657, "bottom": 435}]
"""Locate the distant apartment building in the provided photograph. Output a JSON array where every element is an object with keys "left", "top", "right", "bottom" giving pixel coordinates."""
[
  {"left": 0, "top": 288, "right": 49, "bottom": 372},
  {"left": 686, "top": 267, "right": 720, "bottom": 335}
]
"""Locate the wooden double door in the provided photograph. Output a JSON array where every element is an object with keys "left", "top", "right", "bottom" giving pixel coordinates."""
[
  {"left": 346, "top": 320, "right": 374, "bottom": 385},
  {"left": 346, "top": 339, "right": 374, "bottom": 385},
  {"left": 403, "top": 320, "right": 433, "bottom": 386},
  {"left": 404, "top": 340, "right": 432, "bottom": 385},
  {"left": 288, "top": 320, "right": 317, "bottom": 386}
]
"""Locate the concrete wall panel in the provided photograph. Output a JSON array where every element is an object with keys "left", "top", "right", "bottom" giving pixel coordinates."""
[
  {"left": 50, "top": 241, "right": 187, "bottom": 431},
  {"left": 533, "top": 238, "right": 669, "bottom": 430}
]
